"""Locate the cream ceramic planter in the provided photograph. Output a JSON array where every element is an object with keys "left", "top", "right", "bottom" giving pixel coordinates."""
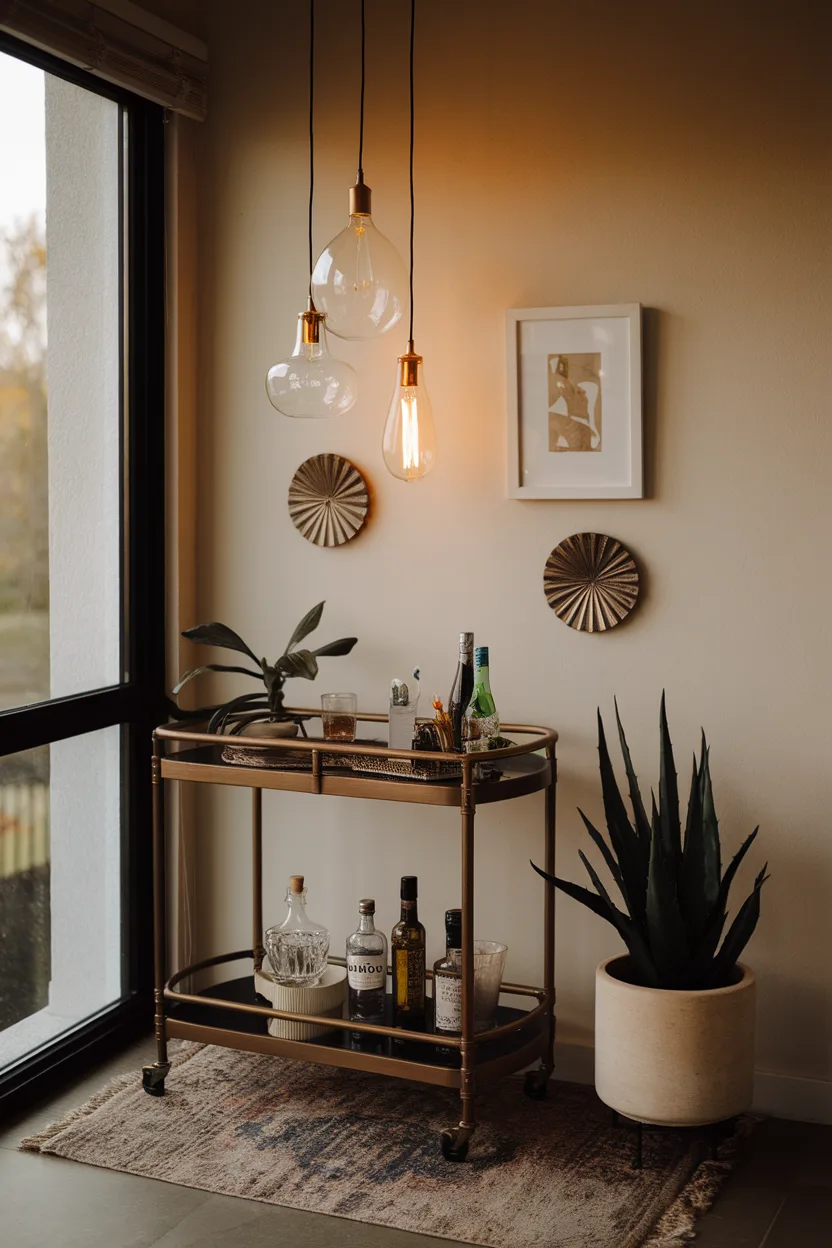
[{"left": 595, "top": 955, "right": 756, "bottom": 1127}]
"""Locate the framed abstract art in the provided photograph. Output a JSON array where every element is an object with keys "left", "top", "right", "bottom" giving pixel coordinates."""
[{"left": 506, "top": 304, "right": 643, "bottom": 499}]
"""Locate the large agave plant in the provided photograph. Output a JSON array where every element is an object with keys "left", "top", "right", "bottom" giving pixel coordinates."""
[
  {"left": 533, "top": 695, "right": 768, "bottom": 990},
  {"left": 173, "top": 602, "right": 357, "bottom": 734}
]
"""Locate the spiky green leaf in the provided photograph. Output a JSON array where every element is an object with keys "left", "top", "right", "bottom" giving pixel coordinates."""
[
  {"left": 597, "top": 711, "right": 647, "bottom": 922},
  {"left": 706, "top": 865, "right": 769, "bottom": 987},
  {"left": 679, "top": 752, "right": 712, "bottom": 939},
  {"left": 578, "top": 851, "right": 659, "bottom": 987},
  {"left": 658, "top": 691, "right": 682, "bottom": 872},
  {"left": 578, "top": 809, "right": 628, "bottom": 906},
  {"left": 285, "top": 602, "right": 324, "bottom": 653},
  {"left": 699, "top": 740, "right": 722, "bottom": 890},
  {"left": 614, "top": 697, "right": 651, "bottom": 857},
  {"left": 646, "top": 800, "right": 689, "bottom": 983}
]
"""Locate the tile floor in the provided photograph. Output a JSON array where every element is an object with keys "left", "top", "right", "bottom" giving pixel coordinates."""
[{"left": 0, "top": 1036, "right": 830, "bottom": 1247}]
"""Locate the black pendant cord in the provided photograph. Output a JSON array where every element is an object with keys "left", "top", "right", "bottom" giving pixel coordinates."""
[
  {"left": 408, "top": 0, "right": 415, "bottom": 345},
  {"left": 357, "top": 0, "right": 366, "bottom": 180},
  {"left": 308, "top": 0, "right": 315, "bottom": 297}
]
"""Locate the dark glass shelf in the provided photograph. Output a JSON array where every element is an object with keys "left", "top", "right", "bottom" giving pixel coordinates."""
[{"left": 167, "top": 975, "right": 544, "bottom": 1069}]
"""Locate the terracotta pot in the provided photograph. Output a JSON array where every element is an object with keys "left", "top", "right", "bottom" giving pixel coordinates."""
[
  {"left": 238, "top": 718, "right": 299, "bottom": 739},
  {"left": 594, "top": 955, "right": 756, "bottom": 1127}
]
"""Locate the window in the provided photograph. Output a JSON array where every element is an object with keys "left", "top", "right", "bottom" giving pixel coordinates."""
[{"left": 0, "top": 31, "right": 164, "bottom": 1101}]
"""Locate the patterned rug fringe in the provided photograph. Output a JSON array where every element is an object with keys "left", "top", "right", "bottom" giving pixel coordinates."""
[{"left": 640, "top": 1115, "right": 761, "bottom": 1247}]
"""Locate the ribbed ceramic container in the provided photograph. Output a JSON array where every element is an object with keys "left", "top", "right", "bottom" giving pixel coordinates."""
[
  {"left": 595, "top": 955, "right": 756, "bottom": 1127},
  {"left": 254, "top": 964, "right": 346, "bottom": 1040}
]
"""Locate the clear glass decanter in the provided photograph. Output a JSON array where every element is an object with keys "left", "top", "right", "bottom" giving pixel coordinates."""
[{"left": 266, "top": 875, "right": 330, "bottom": 987}]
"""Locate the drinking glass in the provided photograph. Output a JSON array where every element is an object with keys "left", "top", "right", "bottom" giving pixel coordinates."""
[
  {"left": 321, "top": 692, "right": 358, "bottom": 742},
  {"left": 473, "top": 940, "right": 508, "bottom": 1031}
]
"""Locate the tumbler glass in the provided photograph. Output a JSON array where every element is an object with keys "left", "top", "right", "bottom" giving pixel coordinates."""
[
  {"left": 473, "top": 940, "right": 508, "bottom": 1032},
  {"left": 321, "top": 692, "right": 358, "bottom": 742}
]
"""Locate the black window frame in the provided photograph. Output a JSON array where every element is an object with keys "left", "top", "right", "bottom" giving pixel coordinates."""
[{"left": 0, "top": 31, "right": 165, "bottom": 1107}]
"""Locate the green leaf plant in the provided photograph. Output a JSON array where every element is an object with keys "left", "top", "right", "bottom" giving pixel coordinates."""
[
  {"left": 172, "top": 602, "right": 357, "bottom": 736},
  {"left": 532, "top": 694, "right": 768, "bottom": 990}
]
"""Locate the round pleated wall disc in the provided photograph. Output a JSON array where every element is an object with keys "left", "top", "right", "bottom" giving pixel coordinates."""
[
  {"left": 288, "top": 454, "right": 369, "bottom": 547},
  {"left": 544, "top": 533, "right": 639, "bottom": 632}
]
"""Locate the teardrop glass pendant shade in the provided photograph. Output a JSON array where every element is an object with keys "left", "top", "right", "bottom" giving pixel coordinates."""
[
  {"left": 266, "top": 304, "right": 358, "bottom": 419},
  {"left": 382, "top": 343, "right": 436, "bottom": 481},
  {"left": 312, "top": 179, "right": 407, "bottom": 340}
]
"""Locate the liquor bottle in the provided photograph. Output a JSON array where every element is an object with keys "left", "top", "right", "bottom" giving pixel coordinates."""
[
  {"left": 346, "top": 899, "right": 388, "bottom": 1021},
  {"left": 391, "top": 875, "right": 426, "bottom": 1024},
  {"left": 447, "top": 632, "right": 474, "bottom": 751},
  {"left": 433, "top": 908, "right": 463, "bottom": 1036},
  {"left": 462, "top": 646, "right": 500, "bottom": 753},
  {"left": 264, "top": 875, "right": 329, "bottom": 986}
]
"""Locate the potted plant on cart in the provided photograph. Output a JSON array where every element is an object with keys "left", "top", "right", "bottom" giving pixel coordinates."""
[
  {"left": 532, "top": 695, "right": 768, "bottom": 1134},
  {"left": 173, "top": 602, "right": 357, "bottom": 737}
]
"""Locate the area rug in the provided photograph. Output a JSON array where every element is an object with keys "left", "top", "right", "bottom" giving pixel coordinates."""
[{"left": 22, "top": 1043, "right": 753, "bottom": 1247}]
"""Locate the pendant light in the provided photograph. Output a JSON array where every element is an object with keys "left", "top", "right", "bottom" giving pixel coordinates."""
[
  {"left": 266, "top": 0, "right": 357, "bottom": 419},
  {"left": 382, "top": 0, "right": 436, "bottom": 481},
  {"left": 311, "top": 0, "right": 407, "bottom": 340}
]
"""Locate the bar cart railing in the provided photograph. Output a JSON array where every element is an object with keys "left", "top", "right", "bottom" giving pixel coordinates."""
[{"left": 145, "top": 711, "right": 557, "bottom": 1162}]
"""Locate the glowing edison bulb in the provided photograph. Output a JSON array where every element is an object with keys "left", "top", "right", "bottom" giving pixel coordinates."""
[
  {"left": 382, "top": 343, "right": 437, "bottom": 481},
  {"left": 266, "top": 301, "right": 357, "bottom": 419},
  {"left": 312, "top": 178, "right": 407, "bottom": 340}
]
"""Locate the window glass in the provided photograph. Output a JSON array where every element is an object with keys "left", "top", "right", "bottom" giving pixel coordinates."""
[
  {"left": 0, "top": 726, "right": 122, "bottom": 1071},
  {"left": 0, "top": 51, "right": 122, "bottom": 710}
]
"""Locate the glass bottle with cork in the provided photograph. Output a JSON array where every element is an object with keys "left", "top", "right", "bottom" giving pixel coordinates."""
[{"left": 391, "top": 875, "right": 426, "bottom": 1025}]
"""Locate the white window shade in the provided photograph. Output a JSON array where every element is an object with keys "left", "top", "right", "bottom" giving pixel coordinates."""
[{"left": 0, "top": 0, "right": 207, "bottom": 119}]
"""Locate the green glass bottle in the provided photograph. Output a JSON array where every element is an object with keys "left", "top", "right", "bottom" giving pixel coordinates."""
[{"left": 463, "top": 646, "right": 500, "bottom": 752}]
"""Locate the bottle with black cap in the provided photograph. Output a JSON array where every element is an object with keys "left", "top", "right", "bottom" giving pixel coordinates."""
[
  {"left": 433, "top": 909, "right": 463, "bottom": 1036},
  {"left": 391, "top": 875, "right": 426, "bottom": 1024}
]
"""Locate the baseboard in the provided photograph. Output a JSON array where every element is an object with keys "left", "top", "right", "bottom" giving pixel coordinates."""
[{"left": 553, "top": 1041, "right": 832, "bottom": 1125}]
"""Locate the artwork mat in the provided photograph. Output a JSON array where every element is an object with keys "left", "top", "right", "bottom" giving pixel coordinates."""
[{"left": 506, "top": 304, "right": 643, "bottom": 499}]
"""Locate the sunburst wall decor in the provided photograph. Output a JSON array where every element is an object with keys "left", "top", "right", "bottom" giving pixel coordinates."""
[
  {"left": 544, "top": 532, "right": 639, "bottom": 633},
  {"left": 288, "top": 454, "right": 369, "bottom": 547}
]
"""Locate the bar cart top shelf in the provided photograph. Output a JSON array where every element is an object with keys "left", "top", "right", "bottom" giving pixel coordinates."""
[{"left": 155, "top": 714, "right": 558, "bottom": 807}]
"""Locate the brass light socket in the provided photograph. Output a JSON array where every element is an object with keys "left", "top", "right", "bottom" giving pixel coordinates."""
[
  {"left": 349, "top": 174, "right": 372, "bottom": 217},
  {"left": 300, "top": 300, "right": 326, "bottom": 345},
  {"left": 399, "top": 340, "right": 422, "bottom": 388}
]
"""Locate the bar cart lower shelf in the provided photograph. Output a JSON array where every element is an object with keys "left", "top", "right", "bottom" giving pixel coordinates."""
[{"left": 144, "top": 712, "right": 558, "bottom": 1162}]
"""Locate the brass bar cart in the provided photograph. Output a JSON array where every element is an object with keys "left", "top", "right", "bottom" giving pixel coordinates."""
[{"left": 144, "top": 712, "right": 558, "bottom": 1162}]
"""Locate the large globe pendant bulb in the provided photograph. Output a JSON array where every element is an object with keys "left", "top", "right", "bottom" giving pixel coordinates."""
[
  {"left": 382, "top": 342, "right": 436, "bottom": 481},
  {"left": 266, "top": 302, "right": 357, "bottom": 419},
  {"left": 312, "top": 178, "right": 407, "bottom": 341}
]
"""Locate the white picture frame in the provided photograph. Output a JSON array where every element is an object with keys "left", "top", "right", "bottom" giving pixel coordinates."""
[{"left": 506, "top": 304, "right": 643, "bottom": 499}]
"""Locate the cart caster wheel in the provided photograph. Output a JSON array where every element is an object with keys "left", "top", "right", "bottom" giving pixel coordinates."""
[
  {"left": 524, "top": 1068, "right": 550, "bottom": 1100},
  {"left": 142, "top": 1062, "right": 170, "bottom": 1096},
  {"left": 440, "top": 1129, "right": 469, "bottom": 1163}
]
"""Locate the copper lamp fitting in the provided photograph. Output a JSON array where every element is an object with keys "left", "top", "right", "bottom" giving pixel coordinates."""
[
  {"left": 399, "top": 340, "right": 422, "bottom": 388},
  {"left": 349, "top": 172, "right": 372, "bottom": 217},
  {"left": 300, "top": 297, "right": 326, "bottom": 345}
]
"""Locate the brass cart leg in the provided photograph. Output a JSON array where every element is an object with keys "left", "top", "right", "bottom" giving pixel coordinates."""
[
  {"left": 252, "top": 788, "right": 264, "bottom": 971},
  {"left": 143, "top": 738, "right": 171, "bottom": 1096},
  {"left": 441, "top": 758, "right": 476, "bottom": 1162},
  {"left": 525, "top": 744, "right": 556, "bottom": 1102}
]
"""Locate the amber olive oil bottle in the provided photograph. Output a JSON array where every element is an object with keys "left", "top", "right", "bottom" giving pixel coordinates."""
[{"left": 391, "top": 875, "right": 426, "bottom": 1024}]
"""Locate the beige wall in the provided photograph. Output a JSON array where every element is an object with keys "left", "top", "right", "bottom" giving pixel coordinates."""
[{"left": 178, "top": 0, "right": 831, "bottom": 1107}]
